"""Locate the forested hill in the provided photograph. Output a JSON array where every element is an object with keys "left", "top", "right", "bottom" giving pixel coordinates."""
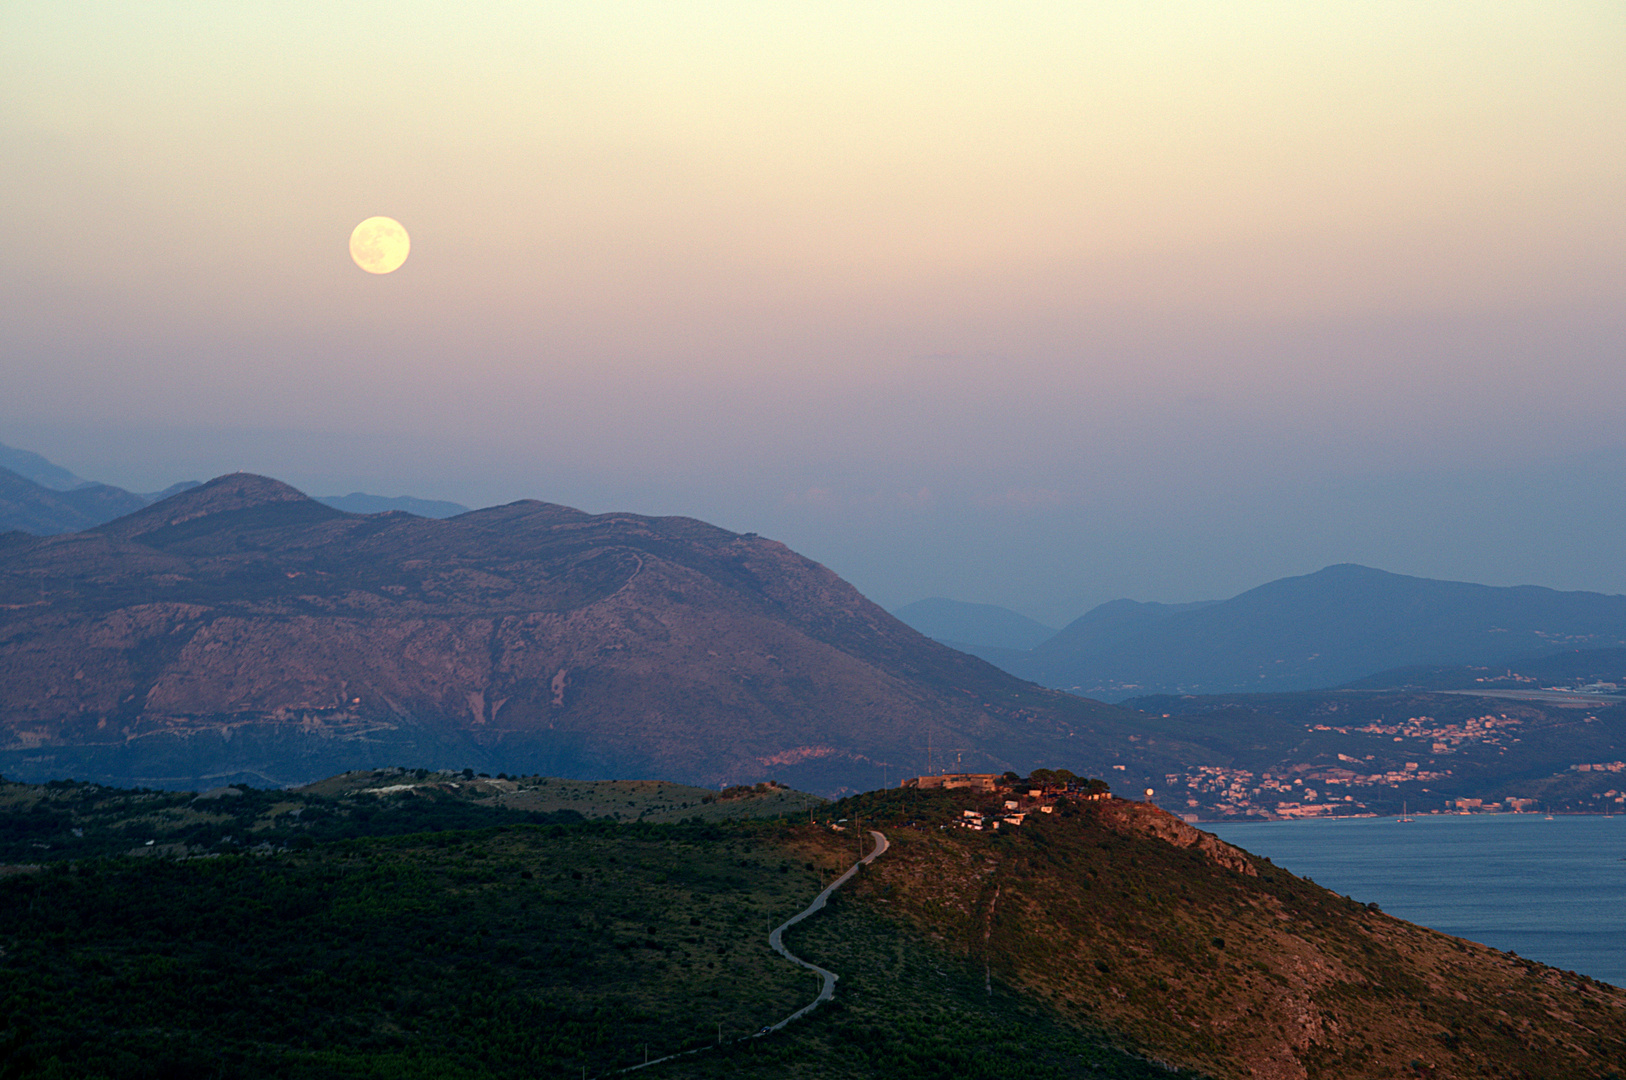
[{"left": 2, "top": 776, "right": 1622, "bottom": 1078}]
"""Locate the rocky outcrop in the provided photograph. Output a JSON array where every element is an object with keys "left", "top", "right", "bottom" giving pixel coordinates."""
[{"left": 1098, "top": 798, "right": 1258, "bottom": 875}]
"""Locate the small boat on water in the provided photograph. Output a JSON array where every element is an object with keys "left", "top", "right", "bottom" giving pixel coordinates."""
[{"left": 1398, "top": 801, "right": 1414, "bottom": 823}]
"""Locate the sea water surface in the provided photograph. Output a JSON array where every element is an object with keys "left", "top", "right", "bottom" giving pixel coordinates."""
[{"left": 1207, "top": 814, "right": 1626, "bottom": 987}]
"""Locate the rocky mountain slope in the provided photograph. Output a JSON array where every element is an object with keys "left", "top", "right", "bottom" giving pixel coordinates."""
[
  {"left": 829, "top": 787, "right": 1626, "bottom": 1080},
  {"left": 0, "top": 474, "right": 1179, "bottom": 791}
]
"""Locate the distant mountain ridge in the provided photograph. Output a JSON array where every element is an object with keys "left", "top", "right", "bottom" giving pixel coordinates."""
[
  {"left": 0, "top": 473, "right": 1164, "bottom": 791},
  {"left": 0, "top": 467, "right": 148, "bottom": 534},
  {"left": 989, "top": 564, "right": 1626, "bottom": 700},
  {"left": 0, "top": 441, "right": 469, "bottom": 534},
  {"left": 318, "top": 492, "right": 470, "bottom": 518},
  {"left": 0, "top": 440, "right": 88, "bottom": 490},
  {"left": 891, "top": 597, "right": 1057, "bottom": 651}
]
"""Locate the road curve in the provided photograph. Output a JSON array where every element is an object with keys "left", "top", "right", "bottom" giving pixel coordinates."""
[
  {"left": 615, "top": 828, "right": 888, "bottom": 1074},
  {"left": 762, "top": 829, "right": 889, "bottom": 1031}
]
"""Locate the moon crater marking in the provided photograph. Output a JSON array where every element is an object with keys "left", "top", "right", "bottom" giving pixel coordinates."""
[{"left": 350, "top": 216, "right": 410, "bottom": 274}]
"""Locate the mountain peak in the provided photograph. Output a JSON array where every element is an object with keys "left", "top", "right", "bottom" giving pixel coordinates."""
[
  {"left": 146, "top": 472, "right": 313, "bottom": 513},
  {"left": 98, "top": 472, "right": 338, "bottom": 542},
  {"left": 1306, "top": 562, "right": 1397, "bottom": 581}
]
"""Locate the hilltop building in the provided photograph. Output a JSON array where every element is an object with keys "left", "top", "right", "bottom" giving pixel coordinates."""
[{"left": 902, "top": 772, "right": 999, "bottom": 792}]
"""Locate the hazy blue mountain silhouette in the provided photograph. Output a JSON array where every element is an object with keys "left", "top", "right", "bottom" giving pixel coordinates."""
[
  {"left": 0, "top": 441, "right": 467, "bottom": 534},
  {"left": 891, "top": 597, "right": 1057, "bottom": 651},
  {"left": 1001, "top": 564, "right": 1626, "bottom": 700},
  {"left": 0, "top": 440, "right": 88, "bottom": 490},
  {"left": 0, "top": 467, "right": 148, "bottom": 534},
  {"left": 318, "top": 492, "right": 470, "bottom": 518},
  {"left": 144, "top": 480, "right": 203, "bottom": 502}
]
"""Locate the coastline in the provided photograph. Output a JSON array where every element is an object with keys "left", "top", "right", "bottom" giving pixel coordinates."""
[
  {"left": 1206, "top": 812, "right": 1626, "bottom": 988},
  {"left": 1190, "top": 809, "right": 1625, "bottom": 825}
]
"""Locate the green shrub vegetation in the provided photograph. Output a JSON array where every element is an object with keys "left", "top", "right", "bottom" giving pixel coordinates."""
[
  {"left": 2, "top": 776, "right": 1624, "bottom": 1078},
  {"left": 0, "top": 769, "right": 822, "bottom": 865},
  {"left": 0, "top": 780, "right": 1179, "bottom": 1079},
  {"left": 0, "top": 822, "right": 820, "bottom": 1077}
]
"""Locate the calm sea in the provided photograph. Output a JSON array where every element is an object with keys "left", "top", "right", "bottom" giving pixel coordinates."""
[{"left": 1207, "top": 814, "right": 1626, "bottom": 988}]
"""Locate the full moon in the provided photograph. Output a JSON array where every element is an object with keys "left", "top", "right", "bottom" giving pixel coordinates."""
[{"left": 349, "top": 216, "right": 410, "bottom": 274}]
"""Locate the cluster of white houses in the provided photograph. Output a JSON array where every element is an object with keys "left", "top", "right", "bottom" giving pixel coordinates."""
[
  {"left": 899, "top": 772, "right": 1112, "bottom": 830},
  {"left": 954, "top": 801, "right": 1050, "bottom": 831}
]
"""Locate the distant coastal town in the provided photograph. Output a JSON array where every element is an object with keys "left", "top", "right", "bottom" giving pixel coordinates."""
[{"left": 1151, "top": 710, "right": 1626, "bottom": 821}]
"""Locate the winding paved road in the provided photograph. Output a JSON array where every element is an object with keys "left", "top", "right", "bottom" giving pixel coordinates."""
[
  {"left": 763, "top": 829, "right": 889, "bottom": 1031},
  {"left": 616, "top": 828, "right": 889, "bottom": 1074}
]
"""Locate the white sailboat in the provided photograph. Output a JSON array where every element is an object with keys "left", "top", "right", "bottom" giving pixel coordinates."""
[{"left": 1398, "top": 800, "right": 1414, "bottom": 823}]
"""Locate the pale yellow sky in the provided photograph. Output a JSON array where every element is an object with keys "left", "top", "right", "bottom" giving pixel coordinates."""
[
  {"left": 2, "top": 2, "right": 1623, "bottom": 615},
  {"left": 7, "top": 2, "right": 1620, "bottom": 319}
]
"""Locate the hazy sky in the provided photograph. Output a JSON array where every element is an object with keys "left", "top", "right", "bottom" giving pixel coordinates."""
[{"left": 4, "top": 2, "right": 1623, "bottom": 624}]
